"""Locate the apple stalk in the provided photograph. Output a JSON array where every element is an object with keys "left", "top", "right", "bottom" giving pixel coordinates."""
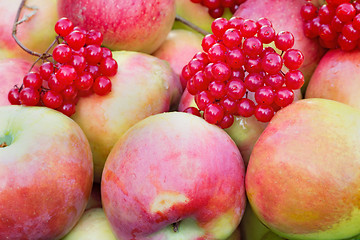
[{"left": 175, "top": 15, "right": 210, "bottom": 36}]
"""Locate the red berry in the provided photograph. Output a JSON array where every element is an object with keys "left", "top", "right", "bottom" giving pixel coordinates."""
[
  {"left": 211, "top": 18, "right": 228, "bottom": 37},
  {"left": 264, "top": 73, "right": 285, "bottom": 90},
  {"left": 188, "top": 58, "right": 205, "bottom": 76},
  {"left": 319, "top": 24, "right": 338, "bottom": 41},
  {"left": 255, "top": 86, "right": 275, "bottom": 105},
  {"left": 225, "top": 49, "right": 246, "bottom": 69},
  {"left": 23, "top": 72, "right": 42, "bottom": 90},
  {"left": 202, "top": 34, "right": 217, "bottom": 52},
  {"left": 336, "top": 3, "right": 356, "bottom": 23},
  {"left": 74, "top": 72, "right": 94, "bottom": 91},
  {"left": 254, "top": 105, "right": 274, "bottom": 122},
  {"left": 301, "top": 3, "right": 318, "bottom": 21},
  {"left": 257, "top": 25, "right": 276, "bottom": 44},
  {"left": 207, "top": 43, "right": 227, "bottom": 62},
  {"left": 85, "top": 65, "right": 101, "bottom": 79},
  {"left": 69, "top": 54, "right": 87, "bottom": 73},
  {"left": 244, "top": 57, "right": 262, "bottom": 73},
  {"left": 222, "top": 29, "right": 242, "bottom": 49},
  {"left": 99, "top": 57, "right": 118, "bottom": 77},
  {"left": 338, "top": 34, "right": 357, "bottom": 51},
  {"left": 244, "top": 73, "right": 264, "bottom": 92},
  {"left": 240, "top": 19, "right": 258, "bottom": 38},
  {"left": 86, "top": 30, "right": 103, "bottom": 46},
  {"left": 19, "top": 87, "right": 40, "bottom": 106},
  {"left": 209, "top": 7, "right": 224, "bottom": 18},
  {"left": 274, "top": 87, "right": 294, "bottom": 107},
  {"left": 285, "top": 70, "right": 305, "bottom": 90},
  {"left": 85, "top": 45, "right": 103, "bottom": 65},
  {"left": 228, "top": 17, "right": 244, "bottom": 29},
  {"left": 183, "top": 107, "right": 201, "bottom": 117},
  {"left": 283, "top": 49, "right": 304, "bottom": 70},
  {"left": 48, "top": 74, "right": 66, "bottom": 92},
  {"left": 220, "top": 97, "right": 238, "bottom": 114},
  {"left": 331, "top": 16, "right": 344, "bottom": 33},
  {"left": 218, "top": 114, "right": 234, "bottom": 129},
  {"left": 275, "top": 31, "right": 295, "bottom": 51},
  {"left": 226, "top": 79, "right": 246, "bottom": 100},
  {"left": 58, "top": 102, "right": 76, "bottom": 117},
  {"left": 319, "top": 4, "right": 336, "bottom": 24},
  {"left": 204, "top": 0, "right": 221, "bottom": 9},
  {"left": 211, "top": 62, "right": 231, "bottom": 81},
  {"left": 61, "top": 84, "right": 78, "bottom": 101},
  {"left": 195, "top": 91, "right": 215, "bottom": 111},
  {"left": 42, "top": 90, "right": 63, "bottom": 109},
  {"left": 93, "top": 76, "right": 112, "bottom": 96},
  {"left": 192, "top": 71, "right": 209, "bottom": 92},
  {"left": 204, "top": 103, "right": 224, "bottom": 124},
  {"left": 39, "top": 62, "right": 54, "bottom": 81},
  {"left": 342, "top": 23, "right": 360, "bottom": 41},
  {"left": 66, "top": 30, "right": 86, "bottom": 50},
  {"left": 55, "top": 18, "right": 74, "bottom": 37},
  {"left": 256, "top": 17, "right": 272, "bottom": 28},
  {"left": 243, "top": 37, "right": 263, "bottom": 57},
  {"left": 102, "top": 48, "right": 113, "bottom": 59},
  {"left": 237, "top": 98, "right": 255, "bottom": 117},
  {"left": 208, "top": 81, "right": 227, "bottom": 99},
  {"left": 53, "top": 44, "right": 72, "bottom": 64},
  {"left": 261, "top": 53, "right": 283, "bottom": 74},
  {"left": 353, "top": 13, "right": 360, "bottom": 30},
  {"left": 56, "top": 65, "right": 77, "bottom": 85},
  {"left": 8, "top": 87, "right": 21, "bottom": 105}
]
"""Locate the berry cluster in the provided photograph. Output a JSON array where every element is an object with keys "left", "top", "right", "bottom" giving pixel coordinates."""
[
  {"left": 8, "top": 17, "right": 117, "bottom": 117},
  {"left": 182, "top": 17, "right": 305, "bottom": 128},
  {"left": 190, "top": 0, "right": 247, "bottom": 18},
  {"left": 301, "top": 0, "right": 360, "bottom": 51}
]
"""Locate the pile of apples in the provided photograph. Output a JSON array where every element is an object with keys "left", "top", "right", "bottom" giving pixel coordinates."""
[{"left": 1, "top": 0, "right": 360, "bottom": 240}]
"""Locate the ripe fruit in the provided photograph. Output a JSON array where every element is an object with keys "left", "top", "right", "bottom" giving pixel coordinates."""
[{"left": 182, "top": 17, "right": 305, "bottom": 127}]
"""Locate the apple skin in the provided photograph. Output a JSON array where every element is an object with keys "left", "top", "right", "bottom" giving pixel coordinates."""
[
  {"left": 178, "top": 89, "right": 302, "bottom": 165},
  {"left": 153, "top": 29, "right": 203, "bottom": 90},
  {"left": 305, "top": 49, "right": 360, "bottom": 110},
  {"left": 234, "top": 0, "right": 325, "bottom": 90},
  {"left": 246, "top": 98, "right": 360, "bottom": 240},
  {"left": 101, "top": 112, "right": 246, "bottom": 240},
  {"left": 62, "top": 208, "right": 117, "bottom": 240},
  {"left": 72, "top": 51, "right": 182, "bottom": 182},
  {"left": 0, "top": 0, "right": 58, "bottom": 60},
  {"left": 57, "top": 0, "right": 175, "bottom": 54},
  {"left": 0, "top": 58, "right": 33, "bottom": 106},
  {"left": 174, "top": 0, "right": 232, "bottom": 34},
  {"left": 0, "top": 105, "right": 93, "bottom": 239}
]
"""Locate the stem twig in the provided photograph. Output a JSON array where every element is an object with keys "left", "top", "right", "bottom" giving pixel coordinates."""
[{"left": 175, "top": 15, "right": 211, "bottom": 36}]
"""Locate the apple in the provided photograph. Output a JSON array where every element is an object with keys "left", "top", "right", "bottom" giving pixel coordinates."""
[
  {"left": 101, "top": 112, "right": 246, "bottom": 240},
  {"left": 305, "top": 49, "right": 360, "bottom": 110},
  {"left": 72, "top": 51, "right": 182, "bottom": 182},
  {"left": 0, "top": 0, "right": 58, "bottom": 60},
  {"left": 57, "top": 0, "right": 176, "bottom": 54},
  {"left": 62, "top": 208, "right": 117, "bottom": 240},
  {"left": 246, "top": 98, "right": 360, "bottom": 240},
  {"left": 153, "top": 29, "right": 204, "bottom": 90},
  {"left": 178, "top": 89, "right": 302, "bottom": 165},
  {"left": 234, "top": 0, "right": 325, "bottom": 90},
  {"left": 0, "top": 105, "right": 93, "bottom": 239},
  {"left": 174, "top": 0, "right": 232, "bottom": 34},
  {"left": 0, "top": 58, "right": 33, "bottom": 106}
]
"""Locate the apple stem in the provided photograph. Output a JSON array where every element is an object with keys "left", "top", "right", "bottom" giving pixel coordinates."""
[
  {"left": 12, "top": 0, "right": 52, "bottom": 59},
  {"left": 0, "top": 142, "right": 7, "bottom": 148},
  {"left": 172, "top": 221, "right": 180, "bottom": 232},
  {"left": 175, "top": 15, "right": 211, "bottom": 36}
]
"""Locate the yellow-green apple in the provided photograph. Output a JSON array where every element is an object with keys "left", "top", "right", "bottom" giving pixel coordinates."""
[
  {"left": 57, "top": 0, "right": 175, "bottom": 54},
  {"left": 178, "top": 89, "right": 302, "bottom": 165},
  {"left": 72, "top": 51, "right": 182, "bottom": 182},
  {"left": 174, "top": 0, "right": 232, "bottom": 33},
  {"left": 246, "top": 98, "right": 360, "bottom": 240},
  {"left": 101, "top": 112, "right": 246, "bottom": 240},
  {"left": 0, "top": 105, "right": 93, "bottom": 239},
  {"left": 234, "top": 0, "right": 325, "bottom": 90},
  {"left": 0, "top": 0, "right": 58, "bottom": 60},
  {"left": 153, "top": 29, "right": 203, "bottom": 90},
  {"left": 0, "top": 58, "right": 33, "bottom": 106},
  {"left": 63, "top": 208, "right": 116, "bottom": 240},
  {"left": 305, "top": 49, "right": 360, "bottom": 110}
]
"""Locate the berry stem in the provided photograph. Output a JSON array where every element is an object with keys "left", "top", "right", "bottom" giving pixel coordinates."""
[
  {"left": 172, "top": 221, "right": 180, "bottom": 232},
  {"left": 175, "top": 15, "right": 211, "bottom": 35},
  {"left": 12, "top": 0, "right": 51, "bottom": 58}
]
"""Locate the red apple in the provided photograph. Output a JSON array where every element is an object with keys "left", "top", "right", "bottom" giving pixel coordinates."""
[
  {"left": 234, "top": 0, "right": 325, "bottom": 89},
  {"left": 0, "top": 58, "right": 33, "bottom": 106},
  {"left": 0, "top": 105, "right": 93, "bottom": 239},
  {"left": 246, "top": 98, "right": 360, "bottom": 240},
  {"left": 153, "top": 29, "right": 203, "bottom": 90},
  {"left": 0, "top": 0, "right": 58, "bottom": 60},
  {"left": 102, "top": 112, "right": 246, "bottom": 240},
  {"left": 57, "top": 0, "right": 176, "bottom": 54},
  {"left": 305, "top": 49, "right": 360, "bottom": 110},
  {"left": 72, "top": 51, "right": 182, "bottom": 182},
  {"left": 63, "top": 208, "right": 116, "bottom": 240}
]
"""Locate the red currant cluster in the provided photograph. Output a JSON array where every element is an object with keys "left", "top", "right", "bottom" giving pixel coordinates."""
[
  {"left": 190, "top": 0, "right": 247, "bottom": 18},
  {"left": 182, "top": 17, "right": 305, "bottom": 128},
  {"left": 8, "top": 17, "right": 117, "bottom": 117},
  {"left": 301, "top": 0, "right": 360, "bottom": 51}
]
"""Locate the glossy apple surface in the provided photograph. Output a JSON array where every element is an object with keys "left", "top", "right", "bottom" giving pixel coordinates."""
[
  {"left": 102, "top": 112, "right": 246, "bottom": 240},
  {"left": 72, "top": 51, "right": 182, "bottom": 182},
  {"left": 0, "top": 0, "right": 58, "bottom": 60},
  {"left": 0, "top": 105, "right": 93, "bottom": 239},
  {"left": 0, "top": 58, "right": 33, "bottom": 106},
  {"left": 246, "top": 98, "right": 360, "bottom": 240},
  {"left": 58, "top": 0, "right": 175, "bottom": 54},
  {"left": 305, "top": 49, "right": 360, "bottom": 110},
  {"left": 63, "top": 208, "right": 116, "bottom": 240}
]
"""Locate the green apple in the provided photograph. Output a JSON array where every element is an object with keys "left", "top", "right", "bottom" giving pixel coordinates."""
[
  {"left": 62, "top": 208, "right": 116, "bottom": 240},
  {"left": 0, "top": 105, "right": 93, "bottom": 239}
]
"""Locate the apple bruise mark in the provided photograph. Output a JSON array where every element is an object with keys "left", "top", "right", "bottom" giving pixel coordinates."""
[{"left": 0, "top": 142, "right": 7, "bottom": 148}]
